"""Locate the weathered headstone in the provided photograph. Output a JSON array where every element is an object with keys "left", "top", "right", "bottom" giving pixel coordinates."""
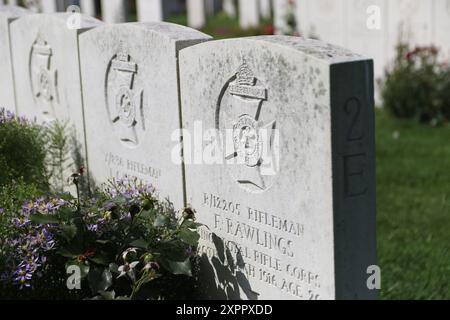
[
  {"left": 0, "top": 5, "right": 30, "bottom": 113},
  {"left": 101, "top": 0, "right": 127, "bottom": 23},
  {"left": 137, "top": 0, "right": 164, "bottom": 22},
  {"left": 345, "top": 0, "right": 387, "bottom": 100},
  {"left": 40, "top": 0, "right": 57, "bottom": 13},
  {"left": 274, "top": 0, "right": 294, "bottom": 35},
  {"left": 10, "top": 13, "right": 102, "bottom": 190},
  {"left": 435, "top": 0, "right": 450, "bottom": 59},
  {"left": 187, "top": 0, "right": 206, "bottom": 29},
  {"left": 259, "top": 0, "right": 271, "bottom": 19},
  {"left": 223, "top": 0, "right": 236, "bottom": 17},
  {"left": 80, "top": 0, "right": 96, "bottom": 17},
  {"left": 180, "top": 36, "right": 377, "bottom": 300},
  {"left": 387, "top": 0, "right": 433, "bottom": 61},
  {"left": 238, "top": 0, "right": 260, "bottom": 29},
  {"left": 296, "top": 0, "right": 347, "bottom": 45},
  {"left": 79, "top": 22, "right": 211, "bottom": 209}
]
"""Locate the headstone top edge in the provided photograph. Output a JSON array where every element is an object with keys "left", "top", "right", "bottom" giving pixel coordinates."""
[
  {"left": 182, "top": 35, "right": 369, "bottom": 64},
  {"left": 252, "top": 36, "right": 369, "bottom": 63},
  {"left": 12, "top": 12, "right": 103, "bottom": 29},
  {"left": 92, "top": 21, "right": 212, "bottom": 42}
]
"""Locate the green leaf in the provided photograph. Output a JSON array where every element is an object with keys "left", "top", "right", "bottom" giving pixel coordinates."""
[
  {"left": 89, "top": 256, "right": 109, "bottom": 266},
  {"left": 88, "top": 268, "right": 113, "bottom": 294},
  {"left": 157, "top": 241, "right": 187, "bottom": 261},
  {"left": 61, "top": 224, "right": 77, "bottom": 241},
  {"left": 58, "top": 207, "right": 75, "bottom": 220},
  {"left": 58, "top": 248, "right": 79, "bottom": 259},
  {"left": 161, "top": 258, "right": 192, "bottom": 277},
  {"left": 154, "top": 214, "right": 169, "bottom": 227},
  {"left": 98, "top": 290, "right": 116, "bottom": 300},
  {"left": 96, "top": 240, "right": 111, "bottom": 245},
  {"left": 111, "top": 196, "right": 127, "bottom": 205},
  {"left": 130, "top": 239, "right": 149, "bottom": 249},
  {"left": 182, "top": 219, "right": 203, "bottom": 229},
  {"left": 178, "top": 228, "right": 200, "bottom": 246},
  {"left": 30, "top": 214, "right": 60, "bottom": 225},
  {"left": 140, "top": 209, "right": 156, "bottom": 219}
]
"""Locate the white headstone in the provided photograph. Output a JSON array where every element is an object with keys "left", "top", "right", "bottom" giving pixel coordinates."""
[
  {"left": 187, "top": 0, "right": 206, "bottom": 29},
  {"left": 101, "top": 0, "right": 127, "bottom": 23},
  {"left": 180, "top": 36, "right": 377, "bottom": 300},
  {"left": 40, "top": 0, "right": 57, "bottom": 13},
  {"left": 259, "top": 0, "right": 271, "bottom": 19},
  {"left": 0, "top": 5, "right": 30, "bottom": 113},
  {"left": 346, "top": 0, "right": 387, "bottom": 83},
  {"left": 7, "top": 0, "right": 18, "bottom": 5},
  {"left": 434, "top": 0, "right": 450, "bottom": 59},
  {"left": 223, "top": 0, "right": 236, "bottom": 17},
  {"left": 238, "top": 0, "right": 260, "bottom": 29},
  {"left": 80, "top": 0, "right": 96, "bottom": 16},
  {"left": 274, "top": 0, "right": 294, "bottom": 35},
  {"left": 79, "top": 22, "right": 211, "bottom": 209},
  {"left": 137, "top": 0, "right": 170, "bottom": 22},
  {"left": 387, "top": 0, "right": 433, "bottom": 62},
  {"left": 296, "top": 0, "right": 347, "bottom": 45},
  {"left": 10, "top": 13, "right": 102, "bottom": 189}
]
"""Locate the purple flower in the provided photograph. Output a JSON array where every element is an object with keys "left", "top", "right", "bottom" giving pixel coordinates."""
[{"left": 13, "top": 264, "right": 33, "bottom": 290}]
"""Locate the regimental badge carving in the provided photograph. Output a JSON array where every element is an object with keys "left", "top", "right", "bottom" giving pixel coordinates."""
[
  {"left": 29, "top": 34, "right": 58, "bottom": 120},
  {"left": 105, "top": 42, "right": 145, "bottom": 148},
  {"left": 217, "top": 61, "right": 279, "bottom": 193}
]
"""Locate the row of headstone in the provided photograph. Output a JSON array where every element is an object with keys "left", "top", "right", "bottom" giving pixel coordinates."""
[
  {"left": 0, "top": 6, "right": 377, "bottom": 300},
  {"left": 7, "top": 0, "right": 272, "bottom": 30},
  {"left": 294, "top": 0, "right": 450, "bottom": 83}
]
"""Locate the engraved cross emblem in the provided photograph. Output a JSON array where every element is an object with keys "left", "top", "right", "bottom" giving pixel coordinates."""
[
  {"left": 106, "top": 42, "right": 144, "bottom": 147},
  {"left": 30, "top": 34, "right": 58, "bottom": 120}
]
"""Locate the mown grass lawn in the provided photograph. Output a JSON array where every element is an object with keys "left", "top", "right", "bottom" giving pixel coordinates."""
[{"left": 376, "top": 110, "right": 450, "bottom": 299}]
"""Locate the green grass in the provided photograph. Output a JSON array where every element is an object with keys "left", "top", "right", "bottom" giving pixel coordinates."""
[{"left": 376, "top": 109, "right": 450, "bottom": 299}]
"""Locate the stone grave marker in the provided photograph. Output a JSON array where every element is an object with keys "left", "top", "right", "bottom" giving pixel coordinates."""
[
  {"left": 79, "top": 22, "right": 211, "bottom": 209},
  {"left": 260, "top": 0, "right": 271, "bottom": 19},
  {"left": 80, "top": 0, "right": 96, "bottom": 17},
  {"left": 345, "top": 0, "right": 387, "bottom": 81},
  {"left": 387, "top": 0, "right": 433, "bottom": 62},
  {"left": 0, "top": 5, "right": 30, "bottom": 113},
  {"left": 296, "top": 0, "right": 347, "bottom": 46},
  {"left": 239, "top": 0, "right": 260, "bottom": 29},
  {"left": 434, "top": 0, "right": 450, "bottom": 59},
  {"left": 101, "top": 0, "right": 127, "bottom": 23},
  {"left": 223, "top": 0, "right": 236, "bottom": 18},
  {"left": 137, "top": 0, "right": 164, "bottom": 22},
  {"left": 180, "top": 36, "right": 377, "bottom": 300},
  {"left": 10, "top": 13, "right": 102, "bottom": 190},
  {"left": 187, "top": 0, "right": 206, "bottom": 29}
]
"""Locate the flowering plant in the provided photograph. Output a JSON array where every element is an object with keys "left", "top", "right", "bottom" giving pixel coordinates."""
[
  {"left": 1, "top": 169, "right": 201, "bottom": 300},
  {"left": 381, "top": 44, "right": 450, "bottom": 125},
  {"left": 0, "top": 108, "right": 48, "bottom": 188}
]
